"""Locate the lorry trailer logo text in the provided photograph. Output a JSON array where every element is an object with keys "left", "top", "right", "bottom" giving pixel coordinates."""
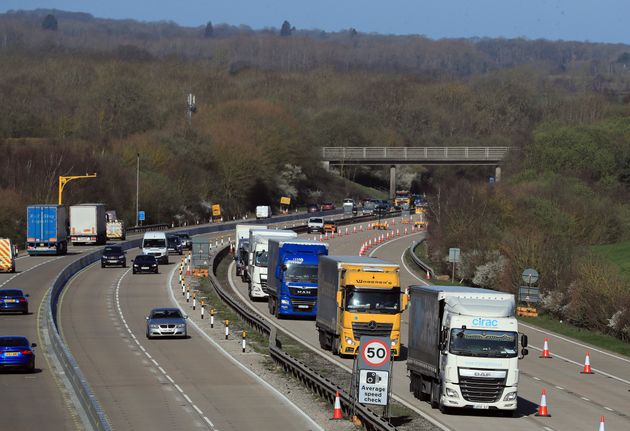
[{"left": 472, "top": 318, "right": 498, "bottom": 327}]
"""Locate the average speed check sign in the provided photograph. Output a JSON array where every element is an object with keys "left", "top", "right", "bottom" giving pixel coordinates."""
[{"left": 360, "top": 339, "right": 390, "bottom": 367}]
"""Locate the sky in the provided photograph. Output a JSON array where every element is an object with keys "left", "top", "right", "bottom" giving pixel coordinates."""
[{"left": 1, "top": 0, "right": 628, "bottom": 44}]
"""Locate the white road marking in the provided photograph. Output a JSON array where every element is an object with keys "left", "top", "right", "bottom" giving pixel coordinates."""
[
  {"left": 203, "top": 417, "right": 214, "bottom": 427},
  {"left": 555, "top": 386, "right": 564, "bottom": 390},
  {"left": 533, "top": 376, "right": 541, "bottom": 381},
  {"left": 168, "top": 265, "right": 326, "bottom": 431},
  {"left": 581, "top": 397, "right": 590, "bottom": 401},
  {"left": 0, "top": 256, "right": 64, "bottom": 287},
  {"left": 114, "top": 270, "right": 215, "bottom": 430},
  {"left": 604, "top": 407, "right": 613, "bottom": 411}
]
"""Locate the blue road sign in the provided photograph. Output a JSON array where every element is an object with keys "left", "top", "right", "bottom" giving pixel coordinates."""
[{"left": 138, "top": 211, "right": 145, "bottom": 221}]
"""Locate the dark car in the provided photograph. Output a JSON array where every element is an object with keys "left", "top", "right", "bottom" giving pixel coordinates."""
[
  {"left": 101, "top": 245, "right": 127, "bottom": 268},
  {"left": 306, "top": 203, "right": 319, "bottom": 213},
  {"left": 175, "top": 232, "right": 192, "bottom": 250},
  {"left": 132, "top": 254, "right": 158, "bottom": 274},
  {"left": 146, "top": 308, "right": 187, "bottom": 339},
  {"left": 0, "top": 336, "right": 36, "bottom": 372},
  {"left": 167, "top": 235, "right": 183, "bottom": 255},
  {"left": 0, "top": 289, "right": 29, "bottom": 314},
  {"left": 320, "top": 202, "right": 335, "bottom": 211}
]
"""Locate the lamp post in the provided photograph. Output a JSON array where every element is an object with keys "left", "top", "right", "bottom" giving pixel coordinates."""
[{"left": 135, "top": 153, "right": 139, "bottom": 227}]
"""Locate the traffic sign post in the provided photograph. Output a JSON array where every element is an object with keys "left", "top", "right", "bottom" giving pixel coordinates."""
[
  {"left": 448, "top": 247, "right": 461, "bottom": 282},
  {"left": 353, "top": 336, "right": 393, "bottom": 419}
]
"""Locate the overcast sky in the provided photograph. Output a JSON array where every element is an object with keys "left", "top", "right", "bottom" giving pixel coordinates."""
[{"left": 1, "top": 0, "right": 628, "bottom": 44}]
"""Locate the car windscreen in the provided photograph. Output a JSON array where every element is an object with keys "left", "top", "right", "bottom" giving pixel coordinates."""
[
  {"left": 309, "top": 218, "right": 323, "bottom": 223},
  {"left": 0, "top": 337, "right": 28, "bottom": 347},
  {"left": 167, "top": 237, "right": 179, "bottom": 245},
  {"left": 144, "top": 238, "right": 165, "bottom": 248},
  {"left": 103, "top": 246, "right": 122, "bottom": 254},
  {"left": 151, "top": 309, "right": 183, "bottom": 319},
  {"left": 0, "top": 290, "right": 22, "bottom": 297},
  {"left": 135, "top": 255, "right": 156, "bottom": 263},
  {"left": 177, "top": 233, "right": 190, "bottom": 239}
]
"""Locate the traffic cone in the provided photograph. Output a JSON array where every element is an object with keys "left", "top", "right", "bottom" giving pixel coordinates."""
[
  {"left": 540, "top": 337, "right": 552, "bottom": 358},
  {"left": 599, "top": 416, "right": 605, "bottom": 431},
  {"left": 331, "top": 390, "right": 344, "bottom": 420},
  {"left": 360, "top": 224, "right": 363, "bottom": 232},
  {"left": 535, "top": 389, "right": 551, "bottom": 417},
  {"left": 581, "top": 352, "right": 594, "bottom": 374},
  {"left": 426, "top": 270, "right": 431, "bottom": 280},
  {"left": 353, "top": 226, "right": 357, "bottom": 234}
]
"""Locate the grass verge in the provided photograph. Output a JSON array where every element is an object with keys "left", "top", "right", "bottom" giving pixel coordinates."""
[
  {"left": 591, "top": 240, "right": 630, "bottom": 283},
  {"left": 518, "top": 314, "right": 630, "bottom": 357}
]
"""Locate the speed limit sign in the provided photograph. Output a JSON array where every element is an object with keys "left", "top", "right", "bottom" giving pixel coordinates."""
[{"left": 359, "top": 338, "right": 391, "bottom": 368}]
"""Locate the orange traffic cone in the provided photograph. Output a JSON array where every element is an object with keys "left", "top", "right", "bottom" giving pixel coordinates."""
[
  {"left": 535, "top": 389, "right": 551, "bottom": 417},
  {"left": 331, "top": 390, "right": 344, "bottom": 420},
  {"left": 599, "top": 416, "right": 605, "bottom": 431},
  {"left": 540, "top": 337, "right": 552, "bottom": 358},
  {"left": 581, "top": 352, "right": 594, "bottom": 374}
]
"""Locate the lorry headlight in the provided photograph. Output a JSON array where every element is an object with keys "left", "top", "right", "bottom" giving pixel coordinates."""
[
  {"left": 503, "top": 391, "right": 517, "bottom": 401},
  {"left": 445, "top": 388, "right": 459, "bottom": 398},
  {"left": 280, "top": 299, "right": 290, "bottom": 305},
  {"left": 391, "top": 339, "right": 399, "bottom": 347},
  {"left": 345, "top": 337, "right": 355, "bottom": 345}
]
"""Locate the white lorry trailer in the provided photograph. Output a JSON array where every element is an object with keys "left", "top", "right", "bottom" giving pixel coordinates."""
[
  {"left": 407, "top": 285, "right": 528, "bottom": 415},
  {"left": 69, "top": 204, "right": 107, "bottom": 245},
  {"left": 247, "top": 229, "right": 297, "bottom": 300},
  {"left": 235, "top": 224, "right": 266, "bottom": 280}
]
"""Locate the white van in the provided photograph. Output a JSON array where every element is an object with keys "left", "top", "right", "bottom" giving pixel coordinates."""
[
  {"left": 142, "top": 231, "right": 168, "bottom": 264},
  {"left": 256, "top": 205, "right": 271, "bottom": 219}
]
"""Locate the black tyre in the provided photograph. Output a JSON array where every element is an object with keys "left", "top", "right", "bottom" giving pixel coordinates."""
[
  {"left": 23, "top": 308, "right": 29, "bottom": 315},
  {"left": 132, "top": 269, "right": 137, "bottom": 274},
  {"left": 123, "top": 261, "right": 127, "bottom": 268},
  {"left": 101, "top": 263, "right": 105, "bottom": 268}
]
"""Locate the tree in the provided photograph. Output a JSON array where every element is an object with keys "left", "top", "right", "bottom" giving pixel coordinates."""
[
  {"left": 204, "top": 21, "right": 214, "bottom": 38},
  {"left": 280, "top": 20, "right": 292, "bottom": 37},
  {"left": 41, "top": 14, "right": 58, "bottom": 31}
]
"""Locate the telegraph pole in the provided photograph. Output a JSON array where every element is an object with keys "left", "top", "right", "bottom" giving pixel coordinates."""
[{"left": 135, "top": 153, "right": 140, "bottom": 227}]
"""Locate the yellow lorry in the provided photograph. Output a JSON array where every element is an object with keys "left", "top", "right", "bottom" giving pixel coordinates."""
[
  {"left": 316, "top": 256, "right": 407, "bottom": 357},
  {"left": 0, "top": 238, "right": 17, "bottom": 273}
]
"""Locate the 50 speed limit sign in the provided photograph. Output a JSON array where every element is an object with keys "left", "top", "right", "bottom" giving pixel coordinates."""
[{"left": 360, "top": 339, "right": 390, "bottom": 367}]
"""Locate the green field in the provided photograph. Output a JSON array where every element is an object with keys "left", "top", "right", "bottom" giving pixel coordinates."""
[{"left": 591, "top": 240, "right": 630, "bottom": 282}]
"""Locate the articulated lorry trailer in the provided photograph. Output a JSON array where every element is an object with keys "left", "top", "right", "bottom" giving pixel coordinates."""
[
  {"left": 247, "top": 229, "right": 297, "bottom": 300},
  {"left": 316, "top": 256, "right": 407, "bottom": 357},
  {"left": 265, "top": 239, "right": 329, "bottom": 318},
  {"left": 70, "top": 204, "right": 107, "bottom": 245},
  {"left": 235, "top": 224, "right": 266, "bottom": 280},
  {"left": 26, "top": 205, "right": 68, "bottom": 255},
  {"left": 407, "top": 285, "right": 528, "bottom": 414}
]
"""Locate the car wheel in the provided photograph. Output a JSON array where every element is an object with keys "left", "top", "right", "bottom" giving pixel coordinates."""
[
  {"left": 132, "top": 269, "right": 137, "bottom": 274},
  {"left": 123, "top": 261, "right": 127, "bottom": 268},
  {"left": 146, "top": 333, "right": 152, "bottom": 339},
  {"left": 101, "top": 263, "right": 105, "bottom": 268},
  {"left": 28, "top": 361, "right": 35, "bottom": 373},
  {"left": 154, "top": 269, "right": 159, "bottom": 274},
  {"left": 23, "top": 308, "right": 28, "bottom": 315}
]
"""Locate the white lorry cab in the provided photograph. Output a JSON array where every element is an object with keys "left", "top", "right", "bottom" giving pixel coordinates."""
[
  {"left": 142, "top": 231, "right": 168, "bottom": 264},
  {"left": 247, "top": 229, "right": 297, "bottom": 300}
]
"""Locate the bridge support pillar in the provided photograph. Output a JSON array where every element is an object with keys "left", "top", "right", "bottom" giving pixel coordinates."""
[
  {"left": 495, "top": 166, "right": 501, "bottom": 182},
  {"left": 321, "top": 161, "right": 330, "bottom": 172},
  {"left": 389, "top": 165, "right": 396, "bottom": 199}
]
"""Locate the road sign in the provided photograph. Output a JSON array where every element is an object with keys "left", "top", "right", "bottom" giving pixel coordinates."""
[
  {"left": 448, "top": 247, "right": 461, "bottom": 263},
  {"left": 280, "top": 196, "right": 291, "bottom": 205},
  {"left": 522, "top": 268, "right": 539, "bottom": 285},
  {"left": 358, "top": 337, "right": 391, "bottom": 369},
  {"left": 358, "top": 369, "right": 389, "bottom": 406},
  {"left": 211, "top": 204, "right": 221, "bottom": 217},
  {"left": 138, "top": 211, "right": 145, "bottom": 221},
  {"left": 519, "top": 286, "right": 540, "bottom": 303}
]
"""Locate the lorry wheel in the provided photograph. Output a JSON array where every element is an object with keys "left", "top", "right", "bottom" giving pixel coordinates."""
[
  {"left": 318, "top": 330, "right": 332, "bottom": 350},
  {"left": 267, "top": 296, "right": 274, "bottom": 314},
  {"left": 332, "top": 337, "right": 341, "bottom": 356},
  {"left": 430, "top": 381, "right": 440, "bottom": 409}
]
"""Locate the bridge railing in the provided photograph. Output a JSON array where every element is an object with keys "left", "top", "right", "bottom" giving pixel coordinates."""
[{"left": 322, "top": 146, "right": 509, "bottom": 161}]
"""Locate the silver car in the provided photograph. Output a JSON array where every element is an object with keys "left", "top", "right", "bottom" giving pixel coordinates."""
[{"left": 145, "top": 308, "right": 188, "bottom": 339}]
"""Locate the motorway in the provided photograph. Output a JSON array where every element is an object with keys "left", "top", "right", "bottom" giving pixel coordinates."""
[
  {"left": 223, "top": 216, "right": 630, "bottom": 431},
  {"left": 0, "top": 248, "right": 97, "bottom": 430}
]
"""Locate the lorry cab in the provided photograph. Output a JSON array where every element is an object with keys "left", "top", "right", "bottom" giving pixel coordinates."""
[
  {"left": 247, "top": 229, "right": 298, "bottom": 300},
  {"left": 142, "top": 231, "right": 168, "bottom": 264}
]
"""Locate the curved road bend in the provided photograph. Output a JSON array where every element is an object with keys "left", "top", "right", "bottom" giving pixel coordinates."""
[
  {"left": 225, "top": 218, "right": 630, "bottom": 431},
  {"left": 59, "top": 249, "right": 323, "bottom": 431}
]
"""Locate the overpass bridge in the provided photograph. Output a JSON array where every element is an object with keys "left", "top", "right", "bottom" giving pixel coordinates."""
[{"left": 321, "top": 146, "right": 509, "bottom": 197}]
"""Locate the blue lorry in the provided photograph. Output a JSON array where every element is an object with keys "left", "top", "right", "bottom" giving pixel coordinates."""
[
  {"left": 26, "top": 205, "right": 68, "bottom": 255},
  {"left": 265, "top": 239, "right": 329, "bottom": 318}
]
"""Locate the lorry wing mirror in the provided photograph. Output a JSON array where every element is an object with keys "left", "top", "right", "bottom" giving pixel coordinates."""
[
  {"left": 401, "top": 292, "right": 409, "bottom": 311},
  {"left": 521, "top": 334, "right": 528, "bottom": 348},
  {"left": 281, "top": 264, "right": 287, "bottom": 271},
  {"left": 521, "top": 348, "right": 528, "bottom": 358}
]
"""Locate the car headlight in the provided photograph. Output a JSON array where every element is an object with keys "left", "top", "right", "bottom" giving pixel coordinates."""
[
  {"left": 119, "top": 255, "right": 125, "bottom": 259},
  {"left": 151, "top": 264, "right": 157, "bottom": 267},
  {"left": 133, "top": 264, "right": 139, "bottom": 267},
  {"left": 175, "top": 324, "right": 186, "bottom": 328},
  {"left": 503, "top": 391, "right": 517, "bottom": 401},
  {"left": 149, "top": 324, "right": 159, "bottom": 329},
  {"left": 445, "top": 388, "right": 459, "bottom": 398},
  {"left": 280, "top": 299, "right": 290, "bottom": 305},
  {"left": 345, "top": 337, "right": 355, "bottom": 346}
]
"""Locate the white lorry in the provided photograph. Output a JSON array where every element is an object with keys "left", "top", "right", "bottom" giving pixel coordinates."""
[
  {"left": 247, "top": 229, "right": 297, "bottom": 300},
  {"left": 235, "top": 224, "right": 266, "bottom": 280},
  {"left": 256, "top": 205, "right": 271, "bottom": 219},
  {"left": 69, "top": 204, "right": 107, "bottom": 245},
  {"left": 407, "top": 285, "right": 528, "bottom": 415}
]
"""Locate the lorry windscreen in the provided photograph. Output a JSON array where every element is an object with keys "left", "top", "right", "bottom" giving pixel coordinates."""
[
  {"left": 255, "top": 250, "right": 268, "bottom": 266},
  {"left": 284, "top": 264, "right": 318, "bottom": 283},
  {"left": 345, "top": 287, "right": 400, "bottom": 313},
  {"left": 144, "top": 239, "right": 165, "bottom": 248},
  {"left": 449, "top": 329, "right": 518, "bottom": 358}
]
